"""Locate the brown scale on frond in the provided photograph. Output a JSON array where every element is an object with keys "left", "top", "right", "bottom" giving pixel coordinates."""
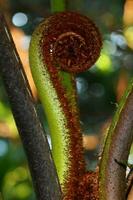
[
  {"left": 78, "top": 171, "right": 99, "bottom": 200},
  {"left": 42, "top": 12, "right": 102, "bottom": 73},
  {"left": 43, "top": 50, "right": 85, "bottom": 199},
  {"left": 40, "top": 11, "right": 102, "bottom": 199}
]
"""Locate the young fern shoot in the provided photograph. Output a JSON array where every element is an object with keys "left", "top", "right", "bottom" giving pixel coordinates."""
[{"left": 29, "top": 12, "right": 102, "bottom": 199}]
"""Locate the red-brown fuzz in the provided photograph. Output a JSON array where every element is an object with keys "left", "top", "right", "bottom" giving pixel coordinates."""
[
  {"left": 42, "top": 12, "right": 102, "bottom": 73},
  {"left": 40, "top": 12, "right": 102, "bottom": 199},
  {"left": 78, "top": 171, "right": 99, "bottom": 200}
]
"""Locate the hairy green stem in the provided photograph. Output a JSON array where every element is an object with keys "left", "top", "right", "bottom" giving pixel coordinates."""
[
  {"left": 99, "top": 78, "right": 133, "bottom": 200},
  {"left": 29, "top": 11, "right": 102, "bottom": 199},
  {"left": 29, "top": 17, "right": 83, "bottom": 187}
]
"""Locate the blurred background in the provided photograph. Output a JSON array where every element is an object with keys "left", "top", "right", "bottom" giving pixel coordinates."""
[{"left": 0, "top": 0, "right": 133, "bottom": 199}]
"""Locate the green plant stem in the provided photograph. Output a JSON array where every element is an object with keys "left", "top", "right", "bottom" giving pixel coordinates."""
[
  {"left": 0, "top": 13, "right": 62, "bottom": 200},
  {"left": 51, "top": 0, "right": 66, "bottom": 12},
  {"left": 99, "top": 79, "right": 133, "bottom": 200}
]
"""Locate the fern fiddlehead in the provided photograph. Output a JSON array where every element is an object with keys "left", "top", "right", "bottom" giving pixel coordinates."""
[{"left": 29, "top": 12, "right": 102, "bottom": 199}]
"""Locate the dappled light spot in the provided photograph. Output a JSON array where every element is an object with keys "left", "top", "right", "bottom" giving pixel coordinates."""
[
  {"left": 124, "top": 26, "right": 133, "bottom": 49},
  {"left": 0, "top": 140, "right": 8, "bottom": 156},
  {"left": 12, "top": 12, "right": 28, "bottom": 27},
  {"left": 3, "top": 167, "right": 32, "bottom": 199},
  {"left": 96, "top": 53, "right": 112, "bottom": 73}
]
